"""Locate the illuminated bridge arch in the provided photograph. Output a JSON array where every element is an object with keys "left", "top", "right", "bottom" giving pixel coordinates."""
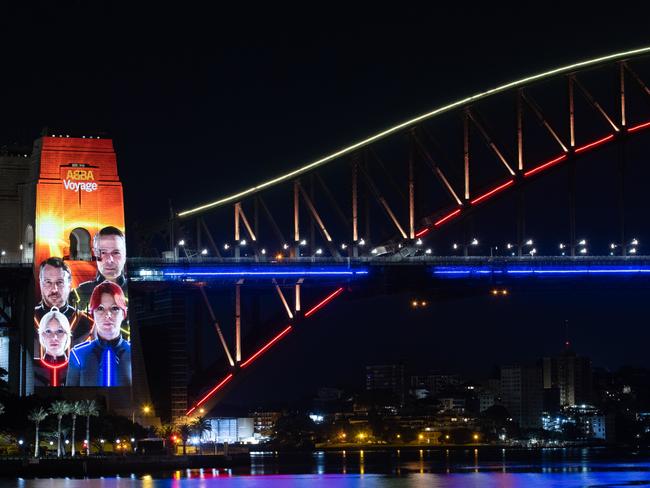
[
  {"left": 176, "top": 46, "right": 650, "bottom": 259},
  {"left": 168, "top": 47, "right": 650, "bottom": 416}
]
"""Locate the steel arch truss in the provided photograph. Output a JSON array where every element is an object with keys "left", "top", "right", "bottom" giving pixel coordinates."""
[{"left": 173, "top": 48, "right": 650, "bottom": 262}]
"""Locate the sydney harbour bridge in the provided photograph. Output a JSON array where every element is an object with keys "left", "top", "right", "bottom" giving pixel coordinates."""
[{"left": 2, "top": 46, "right": 650, "bottom": 422}]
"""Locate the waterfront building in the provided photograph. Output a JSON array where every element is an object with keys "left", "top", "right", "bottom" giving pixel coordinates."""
[
  {"left": 543, "top": 347, "right": 592, "bottom": 407},
  {"left": 500, "top": 363, "right": 543, "bottom": 429},
  {"left": 205, "top": 417, "right": 255, "bottom": 443},
  {"left": 366, "top": 364, "right": 405, "bottom": 404}
]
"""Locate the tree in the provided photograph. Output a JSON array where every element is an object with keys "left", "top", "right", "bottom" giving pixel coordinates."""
[
  {"left": 80, "top": 400, "right": 99, "bottom": 455},
  {"left": 0, "top": 402, "right": 5, "bottom": 416},
  {"left": 192, "top": 417, "right": 212, "bottom": 454},
  {"left": 28, "top": 407, "right": 48, "bottom": 458},
  {"left": 156, "top": 423, "right": 177, "bottom": 455},
  {"left": 69, "top": 401, "right": 83, "bottom": 457},
  {"left": 49, "top": 401, "right": 71, "bottom": 457}
]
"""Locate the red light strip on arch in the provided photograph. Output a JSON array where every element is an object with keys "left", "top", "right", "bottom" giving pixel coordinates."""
[
  {"left": 628, "top": 120, "right": 650, "bottom": 133},
  {"left": 524, "top": 154, "right": 567, "bottom": 177},
  {"left": 187, "top": 373, "right": 234, "bottom": 415},
  {"left": 304, "top": 287, "right": 344, "bottom": 318},
  {"left": 574, "top": 134, "right": 614, "bottom": 153},
  {"left": 470, "top": 180, "right": 515, "bottom": 205},
  {"left": 240, "top": 325, "right": 293, "bottom": 369},
  {"left": 435, "top": 208, "right": 462, "bottom": 227},
  {"left": 186, "top": 287, "right": 346, "bottom": 415}
]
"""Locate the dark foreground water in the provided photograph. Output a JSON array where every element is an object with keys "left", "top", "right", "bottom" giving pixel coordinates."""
[{"left": 8, "top": 447, "right": 650, "bottom": 487}]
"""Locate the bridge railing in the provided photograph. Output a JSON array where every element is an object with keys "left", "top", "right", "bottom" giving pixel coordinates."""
[{"left": 127, "top": 254, "right": 650, "bottom": 267}]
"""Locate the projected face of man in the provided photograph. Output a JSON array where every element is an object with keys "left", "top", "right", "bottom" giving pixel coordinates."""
[
  {"left": 40, "top": 265, "right": 71, "bottom": 309},
  {"left": 95, "top": 234, "right": 126, "bottom": 281}
]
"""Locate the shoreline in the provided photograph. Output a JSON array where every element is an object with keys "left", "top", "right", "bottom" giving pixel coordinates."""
[{"left": 0, "top": 454, "right": 250, "bottom": 477}]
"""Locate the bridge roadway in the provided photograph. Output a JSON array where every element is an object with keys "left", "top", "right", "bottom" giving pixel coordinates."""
[{"left": 127, "top": 255, "right": 650, "bottom": 290}]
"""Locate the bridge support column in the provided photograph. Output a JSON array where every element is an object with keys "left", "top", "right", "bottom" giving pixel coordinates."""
[
  {"left": 619, "top": 134, "right": 627, "bottom": 256},
  {"left": 568, "top": 160, "right": 576, "bottom": 257},
  {"left": 516, "top": 187, "right": 525, "bottom": 257},
  {"left": 235, "top": 281, "right": 242, "bottom": 363}
]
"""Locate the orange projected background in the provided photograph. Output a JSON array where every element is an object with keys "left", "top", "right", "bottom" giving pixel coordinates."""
[{"left": 34, "top": 136, "right": 125, "bottom": 289}]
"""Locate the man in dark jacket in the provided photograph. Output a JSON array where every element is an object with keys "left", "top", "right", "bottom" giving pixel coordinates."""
[
  {"left": 72, "top": 226, "right": 127, "bottom": 312},
  {"left": 34, "top": 257, "right": 93, "bottom": 348}
]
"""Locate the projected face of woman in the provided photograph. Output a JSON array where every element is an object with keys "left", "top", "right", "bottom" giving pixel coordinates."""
[
  {"left": 41, "top": 318, "right": 67, "bottom": 357},
  {"left": 94, "top": 293, "right": 124, "bottom": 341}
]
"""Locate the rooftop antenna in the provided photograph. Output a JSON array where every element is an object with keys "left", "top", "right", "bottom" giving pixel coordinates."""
[{"left": 564, "top": 319, "right": 570, "bottom": 350}]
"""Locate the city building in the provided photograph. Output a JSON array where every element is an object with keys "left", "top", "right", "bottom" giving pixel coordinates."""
[
  {"left": 500, "top": 363, "right": 543, "bottom": 429},
  {"left": 438, "top": 397, "right": 466, "bottom": 414},
  {"left": 542, "top": 404, "right": 608, "bottom": 441},
  {"left": 543, "top": 347, "right": 592, "bottom": 407},
  {"left": 479, "top": 391, "right": 496, "bottom": 413},
  {"left": 366, "top": 364, "right": 405, "bottom": 404},
  {"left": 250, "top": 410, "right": 283, "bottom": 439},
  {"left": 411, "top": 373, "right": 461, "bottom": 395},
  {"left": 205, "top": 417, "right": 255, "bottom": 443}
]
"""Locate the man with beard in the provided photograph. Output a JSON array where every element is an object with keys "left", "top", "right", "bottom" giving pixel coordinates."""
[
  {"left": 34, "top": 257, "right": 93, "bottom": 350},
  {"left": 72, "top": 226, "right": 127, "bottom": 312}
]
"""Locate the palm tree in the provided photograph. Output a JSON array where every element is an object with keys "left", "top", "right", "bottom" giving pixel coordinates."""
[
  {"left": 69, "top": 401, "right": 83, "bottom": 457},
  {"left": 80, "top": 400, "right": 99, "bottom": 455},
  {"left": 156, "top": 423, "right": 176, "bottom": 455},
  {"left": 28, "top": 407, "right": 48, "bottom": 458},
  {"left": 192, "top": 417, "right": 212, "bottom": 454},
  {"left": 49, "top": 401, "right": 71, "bottom": 457},
  {"left": 178, "top": 423, "right": 192, "bottom": 455}
]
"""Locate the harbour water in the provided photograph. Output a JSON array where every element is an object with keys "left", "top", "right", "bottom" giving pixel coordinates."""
[{"left": 8, "top": 447, "right": 650, "bottom": 487}]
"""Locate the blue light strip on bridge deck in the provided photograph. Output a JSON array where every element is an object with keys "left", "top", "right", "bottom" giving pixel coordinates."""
[
  {"left": 158, "top": 268, "right": 369, "bottom": 278},
  {"left": 432, "top": 266, "right": 650, "bottom": 277},
  {"left": 507, "top": 268, "right": 650, "bottom": 275}
]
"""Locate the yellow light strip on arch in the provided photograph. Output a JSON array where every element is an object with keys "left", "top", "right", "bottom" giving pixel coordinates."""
[{"left": 178, "top": 45, "right": 650, "bottom": 218}]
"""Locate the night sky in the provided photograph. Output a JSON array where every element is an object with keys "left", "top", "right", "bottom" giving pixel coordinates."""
[{"left": 2, "top": 5, "right": 650, "bottom": 407}]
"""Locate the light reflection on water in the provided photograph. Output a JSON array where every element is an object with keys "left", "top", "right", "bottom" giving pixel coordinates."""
[{"left": 9, "top": 448, "right": 650, "bottom": 487}]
